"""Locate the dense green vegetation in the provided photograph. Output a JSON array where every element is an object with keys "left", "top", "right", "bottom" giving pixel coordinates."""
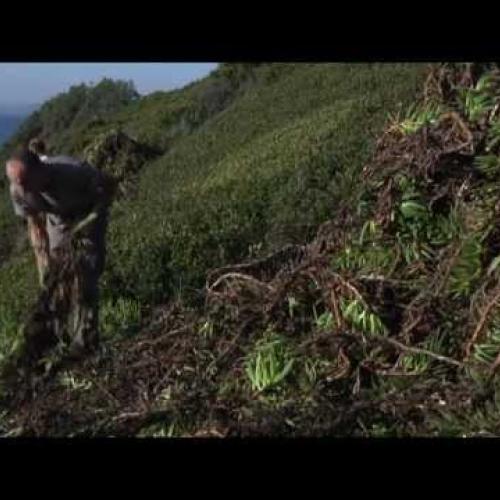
[
  {"left": 104, "top": 64, "right": 425, "bottom": 305},
  {"left": 2, "top": 78, "right": 139, "bottom": 156},
  {"left": 0, "top": 63, "right": 424, "bottom": 327}
]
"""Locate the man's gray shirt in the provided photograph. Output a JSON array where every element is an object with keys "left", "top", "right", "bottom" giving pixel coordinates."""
[{"left": 10, "top": 157, "right": 105, "bottom": 251}]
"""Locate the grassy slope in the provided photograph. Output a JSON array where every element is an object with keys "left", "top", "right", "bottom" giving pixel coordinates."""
[
  {"left": 0, "top": 63, "right": 425, "bottom": 363},
  {"left": 104, "top": 63, "right": 425, "bottom": 303}
]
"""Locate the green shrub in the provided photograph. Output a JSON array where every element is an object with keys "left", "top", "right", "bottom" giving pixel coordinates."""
[
  {"left": 245, "top": 332, "right": 295, "bottom": 392},
  {"left": 100, "top": 297, "right": 142, "bottom": 340},
  {"left": 340, "top": 298, "right": 387, "bottom": 337},
  {"left": 0, "top": 305, "right": 22, "bottom": 365},
  {"left": 100, "top": 63, "right": 425, "bottom": 304},
  {"left": 448, "top": 235, "right": 483, "bottom": 298}
]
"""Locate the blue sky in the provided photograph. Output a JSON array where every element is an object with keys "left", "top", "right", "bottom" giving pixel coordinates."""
[{"left": 0, "top": 63, "right": 218, "bottom": 109}]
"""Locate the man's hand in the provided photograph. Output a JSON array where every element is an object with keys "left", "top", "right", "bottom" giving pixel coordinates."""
[
  {"left": 71, "top": 211, "right": 98, "bottom": 237},
  {"left": 39, "top": 263, "right": 51, "bottom": 290},
  {"left": 9, "top": 183, "right": 38, "bottom": 218}
]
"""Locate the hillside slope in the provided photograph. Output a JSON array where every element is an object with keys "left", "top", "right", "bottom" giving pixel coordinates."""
[
  {"left": 0, "top": 64, "right": 425, "bottom": 335},
  {"left": 0, "top": 63, "right": 448, "bottom": 436}
]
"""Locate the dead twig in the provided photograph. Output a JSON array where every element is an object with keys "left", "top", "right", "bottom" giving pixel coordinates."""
[
  {"left": 297, "top": 329, "right": 463, "bottom": 369},
  {"left": 131, "top": 326, "right": 190, "bottom": 351},
  {"left": 207, "top": 272, "right": 275, "bottom": 293},
  {"left": 341, "top": 331, "right": 464, "bottom": 368},
  {"left": 331, "top": 272, "right": 369, "bottom": 308},
  {"left": 465, "top": 285, "right": 500, "bottom": 358},
  {"left": 381, "top": 336, "right": 463, "bottom": 368}
]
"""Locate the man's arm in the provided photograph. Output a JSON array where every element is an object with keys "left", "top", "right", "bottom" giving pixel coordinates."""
[
  {"left": 9, "top": 182, "right": 51, "bottom": 218},
  {"left": 9, "top": 183, "right": 35, "bottom": 218},
  {"left": 9, "top": 182, "right": 50, "bottom": 287},
  {"left": 27, "top": 214, "right": 51, "bottom": 287}
]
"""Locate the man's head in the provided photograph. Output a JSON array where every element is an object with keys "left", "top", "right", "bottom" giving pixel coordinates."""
[
  {"left": 28, "top": 138, "right": 47, "bottom": 157},
  {"left": 6, "top": 148, "right": 46, "bottom": 190}
]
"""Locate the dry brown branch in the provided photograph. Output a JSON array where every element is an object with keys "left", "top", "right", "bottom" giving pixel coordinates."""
[
  {"left": 382, "top": 336, "right": 463, "bottom": 368},
  {"left": 439, "top": 111, "right": 474, "bottom": 149},
  {"left": 489, "top": 350, "right": 500, "bottom": 375},
  {"left": 131, "top": 326, "right": 190, "bottom": 350},
  {"left": 433, "top": 240, "right": 464, "bottom": 298},
  {"left": 329, "top": 289, "right": 343, "bottom": 329},
  {"left": 399, "top": 313, "right": 425, "bottom": 342},
  {"left": 206, "top": 244, "right": 306, "bottom": 285},
  {"left": 465, "top": 286, "right": 500, "bottom": 358},
  {"left": 339, "top": 331, "right": 464, "bottom": 368},
  {"left": 297, "top": 329, "right": 463, "bottom": 369},
  {"left": 331, "top": 272, "right": 369, "bottom": 307},
  {"left": 84, "top": 373, "right": 121, "bottom": 407},
  {"left": 207, "top": 272, "right": 275, "bottom": 293}
]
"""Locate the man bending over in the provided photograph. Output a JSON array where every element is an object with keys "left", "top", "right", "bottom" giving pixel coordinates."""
[{"left": 5, "top": 148, "right": 115, "bottom": 357}]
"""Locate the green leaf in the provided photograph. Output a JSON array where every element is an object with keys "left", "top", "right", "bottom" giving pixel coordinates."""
[
  {"left": 487, "top": 254, "right": 500, "bottom": 276},
  {"left": 400, "top": 200, "right": 428, "bottom": 219}
]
